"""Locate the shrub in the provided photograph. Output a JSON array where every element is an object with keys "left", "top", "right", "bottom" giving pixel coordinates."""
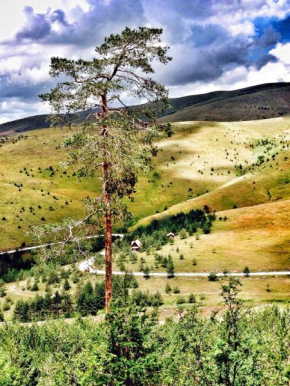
[
  {"left": 165, "top": 283, "right": 172, "bottom": 294},
  {"left": 188, "top": 293, "right": 196, "bottom": 303},
  {"left": 63, "top": 279, "right": 71, "bottom": 291},
  {"left": 243, "top": 266, "right": 250, "bottom": 277},
  {"left": 31, "top": 281, "right": 39, "bottom": 291},
  {"left": 176, "top": 296, "right": 186, "bottom": 305},
  {"left": 208, "top": 272, "right": 218, "bottom": 282},
  {"left": 179, "top": 228, "right": 187, "bottom": 239},
  {"left": 173, "top": 286, "right": 180, "bottom": 294}
]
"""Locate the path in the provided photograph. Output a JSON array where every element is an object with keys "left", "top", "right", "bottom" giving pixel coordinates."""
[
  {"left": 78, "top": 258, "right": 290, "bottom": 277},
  {"left": 0, "top": 234, "right": 124, "bottom": 256}
]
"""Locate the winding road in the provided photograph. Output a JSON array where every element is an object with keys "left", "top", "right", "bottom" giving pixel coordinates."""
[
  {"left": 78, "top": 257, "right": 290, "bottom": 277},
  {"left": 0, "top": 234, "right": 124, "bottom": 255}
]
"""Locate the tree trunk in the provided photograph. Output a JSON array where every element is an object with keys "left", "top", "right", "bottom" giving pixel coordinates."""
[
  {"left": 104, "top": 160, "right": 112, "bottom": 312},
  {"left": 102, "top": 94, "right": 112, "bottom": 312}
]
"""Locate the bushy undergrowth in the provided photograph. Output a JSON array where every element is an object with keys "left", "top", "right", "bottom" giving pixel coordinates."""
[{"left": 0, "top": 278, "right": 289, "bottom": 385}]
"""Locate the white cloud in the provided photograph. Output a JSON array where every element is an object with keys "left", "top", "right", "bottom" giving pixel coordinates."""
[
  {"left": 229, "top": 21, "right": 255, "bottom": 37},
  {"left": 168, "top": 59, "right": 290, "bottom": 99},
  {"left": 270, "top": 43, "right": 290, "bottom": 65},
  {"left": 0, "top": 0, "right": 290, "bottom": 123},
  {"left": 0, "top": 99, "right": 50, "bottom": 124}
]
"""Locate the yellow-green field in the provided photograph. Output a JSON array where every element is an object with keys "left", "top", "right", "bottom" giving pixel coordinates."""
[
  {"left": 137, "top": 117, "right": 290, "bottom": 226},
  {"left": 1, "top": 272, "right": 289, "bottom": 321},
  {"left": 1, "top": 117, "right": 290, "bottom": 249},
  {"left": 1, "top": 116, "right": 290, "bottom": 309},
  {"left": 119, "top": 200, "right": 290, "bottom": 273}
]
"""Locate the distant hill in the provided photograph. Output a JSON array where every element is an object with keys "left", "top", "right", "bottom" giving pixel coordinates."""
[
  {"left": 158, "top": 82, "right": 290, "bottom": 122},
  {"left": 1, "top": 82, "right": 290, "bottom": 136},
  {"left": 0, "top": 115, "right": 49, "bottom": 136},
  {"left": 0, "top": 111, "right": 90, "bottom": 137}
]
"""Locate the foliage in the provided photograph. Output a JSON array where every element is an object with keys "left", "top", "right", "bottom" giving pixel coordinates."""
[
  {"left": 127, "top": 209, "right": 215, "bottom": 252},
  {"left": 208, "top": 272, "right": 218, "bottom": 282},
  {"left": 1, "top": 279, "right": 290, "bottom": 384}
]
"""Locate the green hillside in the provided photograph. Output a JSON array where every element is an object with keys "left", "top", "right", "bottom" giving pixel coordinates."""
[{"left": 1, "top": 116, "right": 290, "bottom": 250}]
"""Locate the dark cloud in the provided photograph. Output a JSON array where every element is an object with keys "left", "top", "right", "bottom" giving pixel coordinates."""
[
  {"left": 0, "top": 74, "right": 53, "bottom": 102},
  {"left": 50, "top": 10, "right": 69, "bottom": 26},
  {"left": 16, "top": 6, "right": 52, "bottom": 41},
  {"left": 256, "top": 53, "right": 278, "bottom": 70},
  {"left": 13, "top": 0, "right": 145, "bottom": 47},
  {"left": 189, "top": 24, "right": 230, "bottom": 48},
  {"left": 1, "top": 0, "right": 290, "bottom": 122},
  {"left": 159, "top": 34, "right": 250, "bottom": 86},
  {"left": 254, "top": 27, "right": 280, "bottom": 49}
]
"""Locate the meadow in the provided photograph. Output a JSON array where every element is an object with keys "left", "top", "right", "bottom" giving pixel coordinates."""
[
  {"left": 2, "top": 117, "right": 290, "bottom": 250},
  {"left": 1, "top": 117, "right": 290, "bottom": 310}
]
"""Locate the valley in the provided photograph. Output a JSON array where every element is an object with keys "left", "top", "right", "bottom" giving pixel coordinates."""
[{"left": 1, "top": 114, "right": 290, "bottom": 318}]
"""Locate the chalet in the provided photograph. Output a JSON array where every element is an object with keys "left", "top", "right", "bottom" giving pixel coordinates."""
[
  {"left": 167, "top": 232, "right": 175, "bottom": 238},
  {"left": 131, "top": 239, "right": 142, "bottom": 252}
]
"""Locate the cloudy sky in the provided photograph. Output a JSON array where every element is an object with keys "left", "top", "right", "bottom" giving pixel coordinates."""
[{"left": 0, "top": 0, "right": 290, "bottom": 124}]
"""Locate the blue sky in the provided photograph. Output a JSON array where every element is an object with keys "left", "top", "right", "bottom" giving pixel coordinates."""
[{"left": 0, "top": 0, "right": 290, "bottom": 123}]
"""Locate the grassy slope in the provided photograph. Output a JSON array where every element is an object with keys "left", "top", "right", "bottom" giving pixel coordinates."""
[
  {"left": 0, "top": 127, "right": 99, "bottom": 249},
  {"left": 2, "top": 115, "right": 290, "bottom": 309},
  {"left": 159, "top": 85, "right": 290, "bottom": 122},
  {"left": 2, "top": 116, "right": 290, "bottom": 249},
  {"left": 120, "top": 200, "right": 290, "bottom": 273},
  {"left": 137, "top": 117, "right": 290, "bottom": 226}
]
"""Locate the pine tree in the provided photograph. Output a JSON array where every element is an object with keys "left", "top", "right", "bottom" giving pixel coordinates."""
[
  {"left": 63, "top": 278, "right": 71, "bottom": 291},
  {"left": 13, "top": 300, "right": 29, "bottom": 322},
  {"left": 39, "top": 27, "right": 171, "bottom": 311}
]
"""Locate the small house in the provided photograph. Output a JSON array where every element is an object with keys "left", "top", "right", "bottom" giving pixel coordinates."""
[
  {"left": 131, "top": 239, "right": 142, "bottom": 252},
  {"left": 167, "top": 232, "right": 175, "bottom": 238}
]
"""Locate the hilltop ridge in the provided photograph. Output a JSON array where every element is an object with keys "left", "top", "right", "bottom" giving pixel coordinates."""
[{"left": 1, "top": 82, "right": 290, "bottom": 136}]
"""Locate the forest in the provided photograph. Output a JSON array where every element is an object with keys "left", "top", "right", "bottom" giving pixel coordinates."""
[{"left": 0, "top": 277, "right": 289, "bottom": 385}]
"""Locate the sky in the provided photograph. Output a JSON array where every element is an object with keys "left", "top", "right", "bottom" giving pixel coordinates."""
[{"left": 0, "top": 0, "right": 290, "bottom": 124}]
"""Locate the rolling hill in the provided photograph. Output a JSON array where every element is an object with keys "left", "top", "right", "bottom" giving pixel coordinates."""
[
  {"left": 2, "top": 115, "right": 290, "bottom": 250},
  {"left": 1, "top": 109, "right": 290, "bottom": 309},
  {"left": 159, "top": 82, "right": 290, "bottom": 122},
  {"left": 1, "top": 82, "right": 290, "bottom": 136}
]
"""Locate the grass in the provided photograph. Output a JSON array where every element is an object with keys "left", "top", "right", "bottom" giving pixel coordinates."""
[
  {"left": 2, "top": 116, "right": 290, "bottom": 253},
  {"left": 158, "top": 84, "right": 290, "bottom": 122},
  {"left": 1, "top": 114, "right": 290, "bottom": 315},
  {"left": 1, "top": 269, "right": 289, "bottom": 321},
  {"left": 137, "top": 117, "right": 290, "bottom": 226},
  {"left": 135, "top": 276, "right": 290, "bottom": 307}
]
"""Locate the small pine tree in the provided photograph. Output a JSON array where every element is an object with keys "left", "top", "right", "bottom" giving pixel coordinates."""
[
  {"left": 63, "top": 279, "right": 71, "bottom": 291},
  {"left": 173, "top": 286, "right": 180, "bottom": 294},
  {"left": 167, "top": 260, "right": 175, "bottom": 278},
  {"left": 176, "top": 296, "right": 186, "bottom": 305},
  {"left": 31, "top": 281, "right": 39, "bottom": 291},
  {"left": 165, "top": 283, "right": 172, "bottom": 294},
  {"left": 72, "top": 272, "right": 79, "bottom": 284},
  {"left": 243, "top": 266, "right": 250, "bottom": 277},
  {"left": 143, "top": 266, "right": 150, "bottom": 279},
  {"left": 179, "top": 228, "right": 187, "bottom": 239},
  {"left": 208, "top": 272, "right": 218, "bottom": 282},
  {"left": 188, "top": 293, "right": 196, "bottom": 304}
]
